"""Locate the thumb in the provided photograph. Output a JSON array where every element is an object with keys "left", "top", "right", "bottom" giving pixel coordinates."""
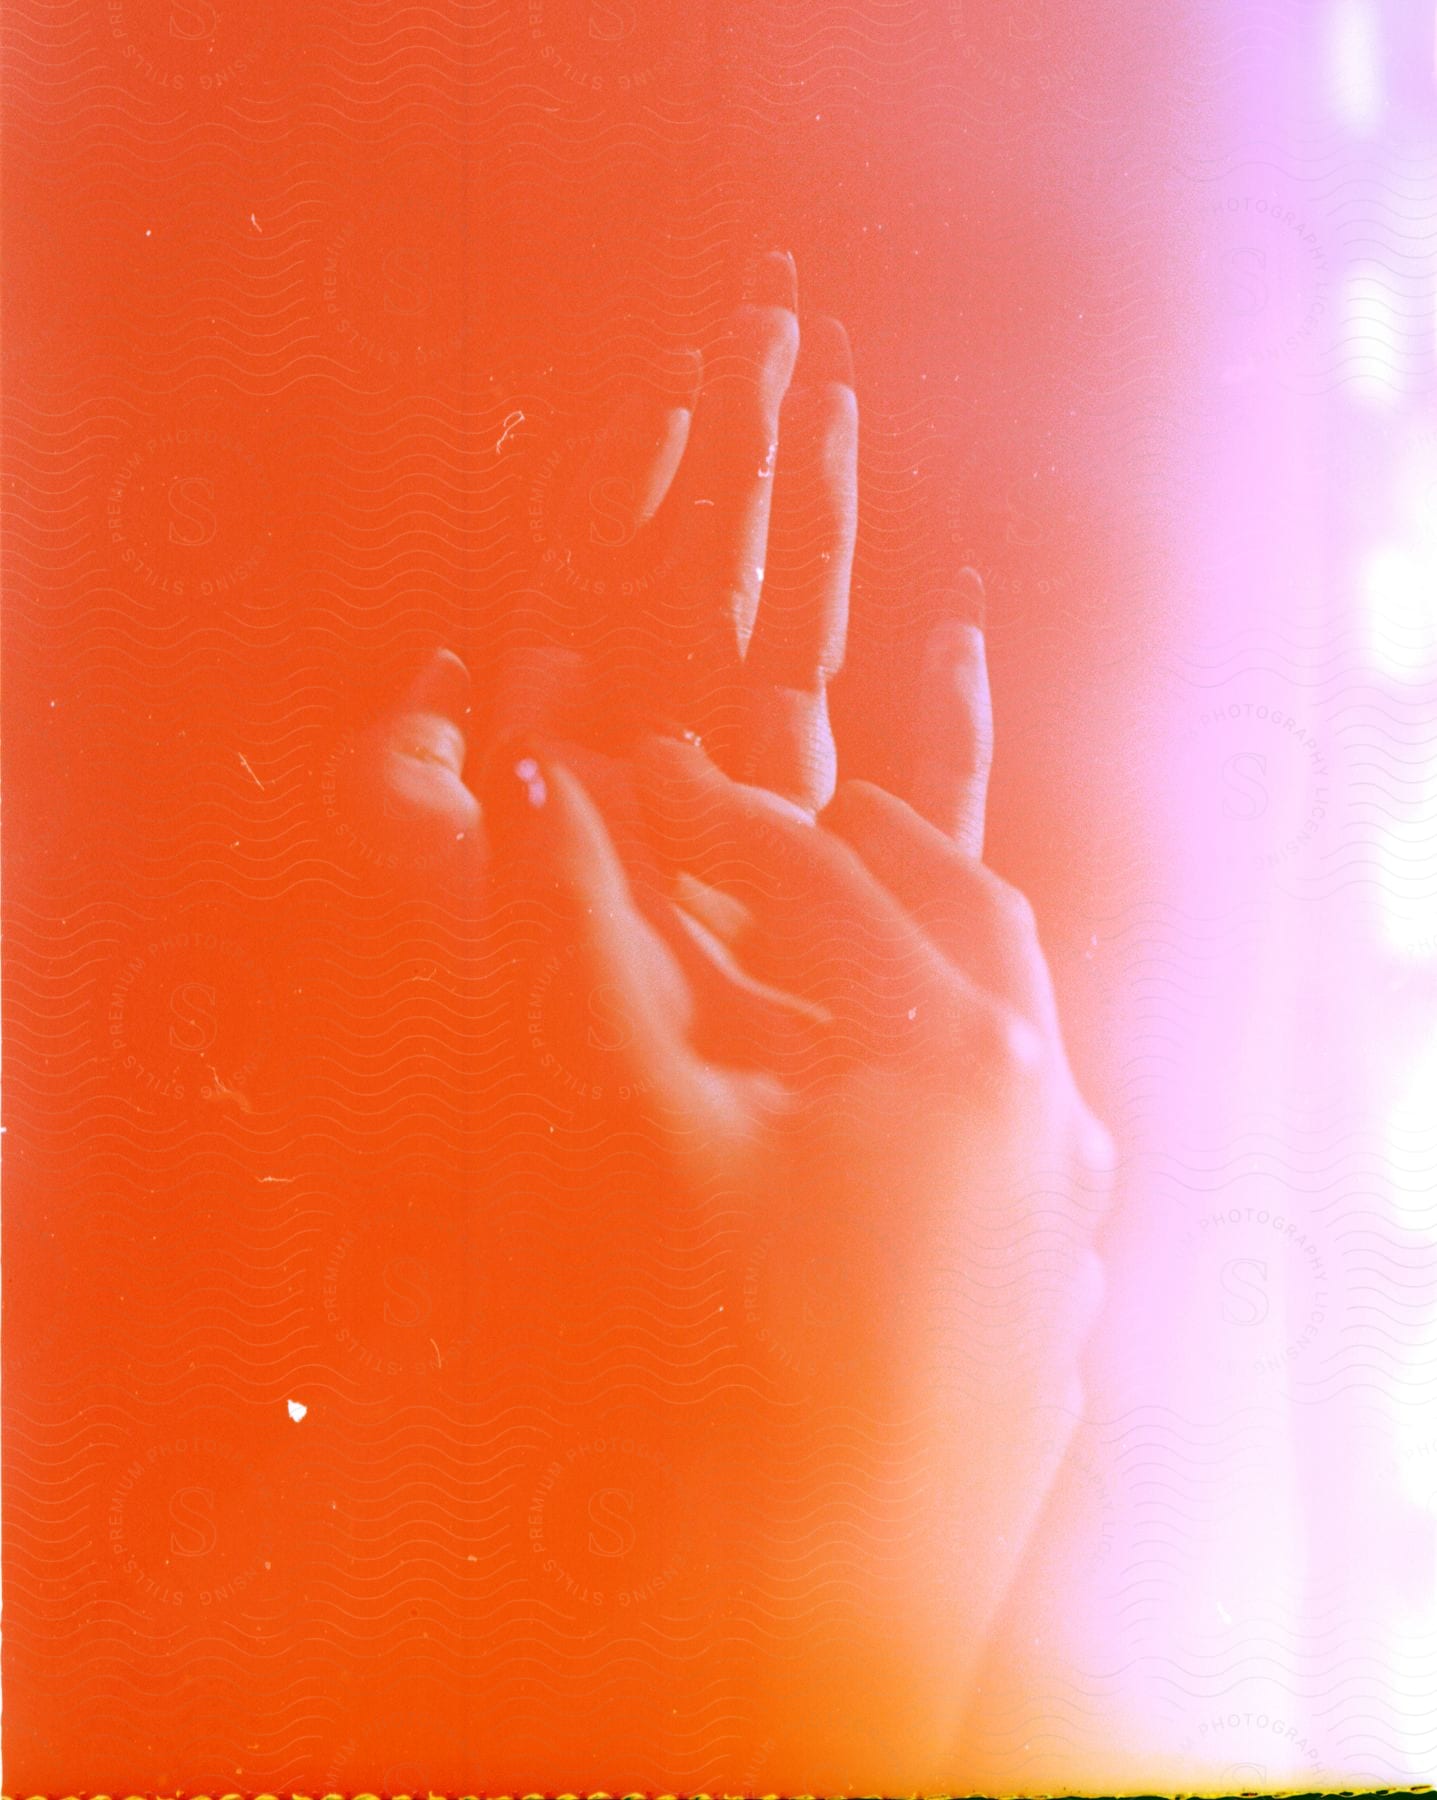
[{"left": 343, "top": 646, "right": 482, "bottom": 886}]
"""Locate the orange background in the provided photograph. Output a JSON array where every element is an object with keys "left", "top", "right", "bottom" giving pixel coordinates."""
[{"left": 2, "top": 0, "right": 1193, "bottom": 1788}]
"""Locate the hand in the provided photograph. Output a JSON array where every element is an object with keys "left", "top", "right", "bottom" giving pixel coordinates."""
[
  {"left": 480, "top": 624, "right": 1112, "bottom": 1789},
  {"left": 340, "top": 251, "right": 858, "bottom": 889}
]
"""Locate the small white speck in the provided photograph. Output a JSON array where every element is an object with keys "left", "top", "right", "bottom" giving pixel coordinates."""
[
  {"left": 907, "top": 1006, "right": 917, "bottom": 1021},
  {"left": 495, "top": 409, "right": 525, "bottom": 453},
  {"left": 286, "top": 1399, "right": 307, "bottom": 1422},
  {"left": 250, "top": 212, "right": 262, "bottom": 233}
]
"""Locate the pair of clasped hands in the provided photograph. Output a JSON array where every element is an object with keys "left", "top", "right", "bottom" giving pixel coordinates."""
[{"left": 351, "top": 252, "right": 1112, "bottom": 1773}]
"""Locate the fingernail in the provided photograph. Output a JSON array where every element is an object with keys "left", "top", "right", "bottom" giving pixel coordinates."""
[
  {"left": 751, "top": 249, "right": 798, "bottom": 312},
  {"left": 400, "top": 646, "right": 471, "bottom": 720},
  {"left": 804, "top": 315, "right": 854, "bottom": 387},
  {"left": 658, "top": 345, "right": 703, "bottom": 406},
  {"left": 481, "top": 743, "right": 551, "bottom": 848}
]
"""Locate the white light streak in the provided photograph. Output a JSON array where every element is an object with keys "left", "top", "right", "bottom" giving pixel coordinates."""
[
  {"left": 1363, "top": 543, "right": 1437, "bottom": 680},
  {"left": 1385, "top": 1027, "right": 1437, "bottom": 1235},
  {"left": 1327, "top": 0, "right": 1382, "bottom": 132}
]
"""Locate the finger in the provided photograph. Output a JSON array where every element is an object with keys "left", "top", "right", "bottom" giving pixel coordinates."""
[
  {"left": 393, "top": 643, "right": 472, "bottom": 747},
  {"left": 902, "top": 577, "right": 992, "bottom": 854},
  {"left": 557, "top": 354, "right": 701, "bottom": 744},
  {"left": 822, "top": 778, "right": 1057, "bottom": 1028},
  {"left": 633, "top": 734, "right": 968, "bottom": 1056},
  {"left": 351, "top": 646, "right": 483, "bottom": 872},
  {"left": 565, "top": 348, "right": 701, "bottom": 545},
  {"left": 662, "top": 889, "right": 835, "bottom": 1074},
  {"left": 480, "top": 745, "right": 712, "bottom": 1114},
  {"left": 735, "top": 316, "right": 857, "bottom": 812},
  {"left": 656, "top": 253, "right": 801, "bottom": 739}
]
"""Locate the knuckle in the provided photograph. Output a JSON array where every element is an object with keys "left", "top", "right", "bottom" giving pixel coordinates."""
[
  {"left": 988, "top": 876, "right": 1037, "bottom": 941},
  {"left": 1077, "top": 1111, "right": 1117, "bottom": 1181},
  {"left": 969, "top": 999, "right": 1047, "bottom": 1086},
  {"left": 999, "top": 1006, "right": 1047, "bottom": 1077},
  {"left": 1061, "top": 1104, "right": 1118, "bottom": 1230}
]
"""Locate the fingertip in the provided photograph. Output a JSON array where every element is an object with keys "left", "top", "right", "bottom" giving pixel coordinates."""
[
  {"left": 398, "top": 645, "right": 472, "bottom": 721},
  {"left": 950, "top": 565, "right": 988, "bottom": 632},
  {"left": 750, "top": 248, "right": 798, "bottom": 312}
]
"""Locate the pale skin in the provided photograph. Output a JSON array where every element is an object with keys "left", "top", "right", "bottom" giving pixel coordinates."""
[{"left": 349, "top": 252, "right": 1113, "bottom": 1788}]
